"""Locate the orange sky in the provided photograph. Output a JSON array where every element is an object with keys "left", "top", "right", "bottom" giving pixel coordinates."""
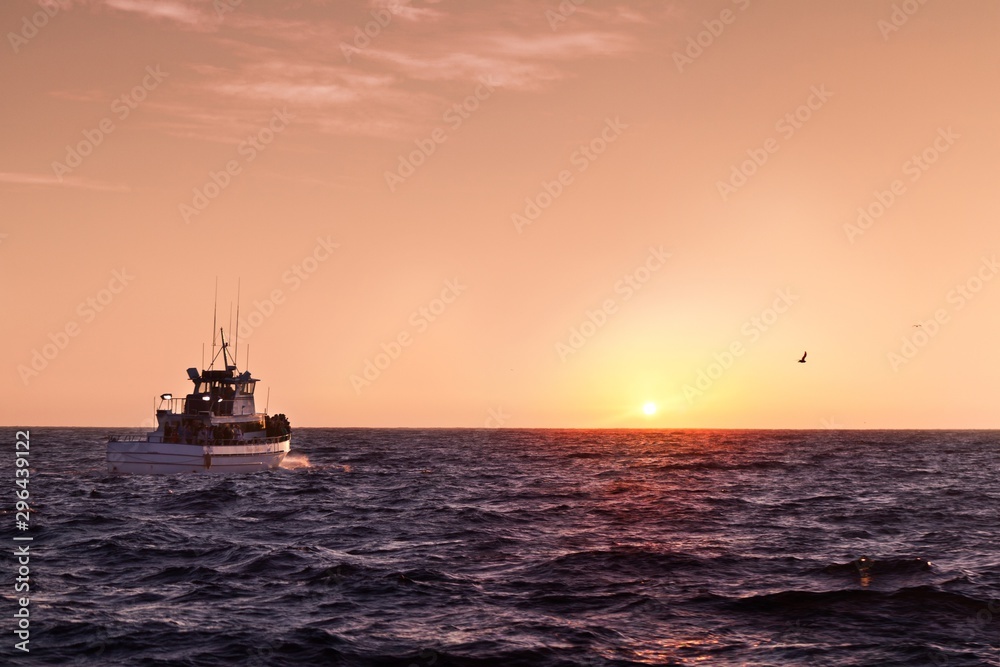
[{"left": 2, "top": 0, "right": 999, "bottom": 428}]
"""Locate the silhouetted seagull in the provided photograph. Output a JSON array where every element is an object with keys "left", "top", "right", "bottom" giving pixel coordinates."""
[{"left": 798, "top": 351, "right": 807, "bottom": 363}]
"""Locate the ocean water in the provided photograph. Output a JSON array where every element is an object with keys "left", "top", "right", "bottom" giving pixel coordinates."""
[{"left": 2, "top": 427, "right": 999, "bottom": 666}]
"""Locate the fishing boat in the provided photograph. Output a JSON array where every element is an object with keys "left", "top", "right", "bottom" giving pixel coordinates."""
[{"left": 107, "top": 329, "right": 291, "bottom": 474}]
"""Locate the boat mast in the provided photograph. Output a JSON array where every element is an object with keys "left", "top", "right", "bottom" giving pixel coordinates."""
[
  {"left": 220, "top": 328, "right": 231, "bottom": 368},
  {"left": 210, "top": 278, "right": 218, "bottom": 370},
  {"left": 234, "top": 279, "right": 241, "bottom": 370}
]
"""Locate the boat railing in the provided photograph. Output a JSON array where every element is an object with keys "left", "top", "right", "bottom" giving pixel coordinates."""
[
  {"left": 214, "top": 435, "right": 289, "bottom": 446},
  {"left": 157, "top": 397, "right": 255, "bottom": 417},
  {"left": 157, "top": 397, "right": 188, "bottom": 414},
  {"left": 110, "top": 433, "right": 289, "bottom": 445},
  {"left": 150, "top": 434, "right": 291, "bottom": 446},
  {"left": 217, "top": 400, "right": 255, "bottom": 416}
]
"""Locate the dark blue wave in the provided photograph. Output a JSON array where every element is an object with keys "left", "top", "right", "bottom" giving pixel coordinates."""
[{"left": 2, "top": 427, "right": 998, "bottom": 666}]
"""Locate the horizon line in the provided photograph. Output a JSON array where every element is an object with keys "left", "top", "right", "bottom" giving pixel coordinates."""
[{"left": 3, "top": 425, "right": 998, "bottom": 432}]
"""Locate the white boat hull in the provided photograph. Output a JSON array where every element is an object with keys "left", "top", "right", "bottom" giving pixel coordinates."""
[{"left": 107, "top": 437, "right": 291, "bottom": 474}]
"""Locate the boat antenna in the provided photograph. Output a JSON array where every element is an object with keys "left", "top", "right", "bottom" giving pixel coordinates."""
[
  {"left": 210, "top": 277, "right": 218, "bottom": 370},
  {"left": 234, "top": 279, "right": 241, "bottom": 370},
  {"left": 206, "top": 327, "right": 236, "bottom": 370},
  {"left": 228, "top": 303, "right": 233, "bottom": 357},
  {"left": 220, "top": 327, "right": 231, "bottom": 368},
  {"left": 265, "top": 387, "right": 270, "bottom": 415},
  {"left": 201, "top": 343, "right": 205, "bottom": 371},
  {"left": 245, "top": 344, "right": 250, "bottom": 372}
]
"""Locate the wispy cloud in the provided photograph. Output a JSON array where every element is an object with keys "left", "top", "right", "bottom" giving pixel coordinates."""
[
  {"left": 55, "top": 1, "right": 661, "bottom": 140},
  {"left": 0, "top": 172, "right": 130, "bottom": 192},
  {"left": 356, "top": 29, "right": 634, "bottom": 91},
  {"left": 487, "top": 31, "right": 634, "bottom": 59},
  {"left": 101, "top": 0, "right": 206, "bottom": 26},
  {"left": 371, "top": 0, "right": 445, "bottom": 23}
]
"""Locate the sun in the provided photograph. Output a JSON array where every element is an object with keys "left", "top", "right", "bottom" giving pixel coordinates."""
[{"left": 642, "top": 402, "right": 657, "bottom": 416}]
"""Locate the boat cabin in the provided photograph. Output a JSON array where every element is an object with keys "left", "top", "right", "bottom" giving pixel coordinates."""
[{"left": 183, "top": 366, "right": 257, "bottom": 416}]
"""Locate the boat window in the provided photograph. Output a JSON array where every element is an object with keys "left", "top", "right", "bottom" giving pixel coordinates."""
[{"left": 243, "top": 381, "right": 256, "bottom": 395}]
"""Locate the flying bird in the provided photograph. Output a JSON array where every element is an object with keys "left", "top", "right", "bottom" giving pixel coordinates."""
[{"left": 798, "top": 351, "right": 807, "bottom": 363}]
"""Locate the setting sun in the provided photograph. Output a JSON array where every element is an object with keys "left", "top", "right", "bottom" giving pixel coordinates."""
[{"left": 642, "top": 402, "right": 657, "bottom": 416}]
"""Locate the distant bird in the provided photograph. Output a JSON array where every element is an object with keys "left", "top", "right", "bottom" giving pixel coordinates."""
[
  {"left": 798, "top": 351, "right": 807, "bottom": 363},
  {"left": 913, "top": 324, "right": 921, "bottom": 328}
]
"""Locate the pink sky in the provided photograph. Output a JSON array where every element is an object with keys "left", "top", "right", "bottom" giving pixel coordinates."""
[{"left": 2, "top": 0, "right": 998, "bottom": 428}]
